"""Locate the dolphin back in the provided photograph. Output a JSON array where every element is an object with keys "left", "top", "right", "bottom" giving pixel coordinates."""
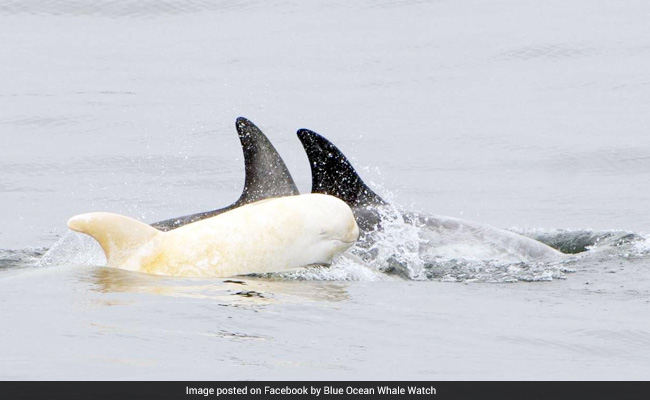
[{"left": 152, "top": 117, "right": 299, "bottom": 231}]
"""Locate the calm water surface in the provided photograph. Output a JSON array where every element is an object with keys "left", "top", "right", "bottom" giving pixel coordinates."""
[{"left": 1, "top": 0, "right": 649, "bottom": 380}]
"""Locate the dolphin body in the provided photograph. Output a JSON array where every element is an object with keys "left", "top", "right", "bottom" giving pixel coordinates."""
[
  {"left": 38, "top": 117, "right": 300, "bottom": 267},
  {"left": 152, "top": 117, "right": 299, "bottom": 231},
  {"left": 296, "top": 129, "right": 564, "bottom": 263},
  {"left": 68, "top": 194, "right": 359, "bottom": 278}
]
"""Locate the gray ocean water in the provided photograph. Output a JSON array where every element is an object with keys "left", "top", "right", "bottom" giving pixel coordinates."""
[{"left": 1, "top": 0, "right": 650, "bottom": 380}]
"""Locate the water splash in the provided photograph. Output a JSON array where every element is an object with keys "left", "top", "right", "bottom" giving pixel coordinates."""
[
  {"left": 353, "top": 205, "right": 428, "bottom": 280},
  {"left": 422, "top": 258, "right": 576, "bottom": 283},
  {"left": 254, "top": 254, "right": 391, "bottom": 281},
  {"left": 7, "top": 218, "right": 649, "bottom": 282},
  {"left": 340, "top": 205, "right": 579, "bottom": 282},
  {"left": 37, "top": 230, "right": 105, "bottom": 267}
]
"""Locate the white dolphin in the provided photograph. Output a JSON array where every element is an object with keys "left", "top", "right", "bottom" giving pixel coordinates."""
[{"left": 67, "top": 194, "right": 359, "bottom": 277}]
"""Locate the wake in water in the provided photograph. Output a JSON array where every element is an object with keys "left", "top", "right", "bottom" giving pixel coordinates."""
[
  {"left": 2, "top": 224, "right": 648, "bottom": 283},
  {"left": 265, "top": 223, "right": 647, "bottom": 282},
  {"left": 261, "top": 205, "right": 578, "bottom": 283},
  {"left": 514, "top": 228, "right": 644, "bottom": 254},
  {"left": 0, "top": 247, "right": 47, "bottom": 270},
  {"left": 3, "top": 202, "right": 647, "bottom": 283}
]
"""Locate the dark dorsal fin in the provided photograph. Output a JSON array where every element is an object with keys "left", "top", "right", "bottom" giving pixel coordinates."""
[
  {"left": 233, "top": 117, "right": 299, "bottom": 206},
  {"left": 151, "top": 117, "right": 299, "bottom": 231},
  {"left": 297, "top": 129, "right": 385, "bottom": 207}
]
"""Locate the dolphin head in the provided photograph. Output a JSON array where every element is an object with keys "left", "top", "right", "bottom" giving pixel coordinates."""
[
  {"left": 291, "top": 194, "right": 360, "bottom": 266},
  {"left": 316, "top": 198, "right": 360, "bottom": 246}
]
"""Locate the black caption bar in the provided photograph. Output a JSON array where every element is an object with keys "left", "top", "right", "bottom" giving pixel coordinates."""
[{"left": 1, "top": 381, "right": 648, "bottom": 400}]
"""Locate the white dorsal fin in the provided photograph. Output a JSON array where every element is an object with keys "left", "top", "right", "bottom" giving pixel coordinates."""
[{"left": 67, "top": 212, "right": 160, "bottom": 268}]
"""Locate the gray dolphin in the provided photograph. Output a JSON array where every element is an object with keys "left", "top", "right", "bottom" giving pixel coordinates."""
[
  {"left": 296, "top": 129, "right": 564, "bottom": 262},
  {"left": 152, "top": 117, "right": 299, "bottom": 231}
]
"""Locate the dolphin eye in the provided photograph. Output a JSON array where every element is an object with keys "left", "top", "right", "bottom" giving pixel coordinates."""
[{"left": 319, "top": 230, "right": 330, "bottom": 236}]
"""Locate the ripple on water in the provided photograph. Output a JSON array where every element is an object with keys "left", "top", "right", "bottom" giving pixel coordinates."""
[
  {"left": 0, "top": 247, "right": 46, "bottom": 270},
  {"left": 0, "top": 0, "right": 260, "bottom": 18},
  {"left": 7, "top": 219, "right": 650, "bottom": 284}
]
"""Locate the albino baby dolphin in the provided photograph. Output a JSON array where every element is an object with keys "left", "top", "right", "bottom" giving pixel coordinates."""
[{"left": 67, "top": 194, "right": 359, "bottom": 277}]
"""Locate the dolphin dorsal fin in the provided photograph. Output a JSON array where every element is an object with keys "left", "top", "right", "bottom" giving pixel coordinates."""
[
  {"left": 297, "top": 129, "right": 385, "bottom": 207},
  {"left": 234, "top": 117, "right": 299, "bottom": 206},
  {"left": 151, "top": 117, "right": 299, "bottom": 231},
  {"left": 68, "top": 212, "right": 159, "bottom": 267}
]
